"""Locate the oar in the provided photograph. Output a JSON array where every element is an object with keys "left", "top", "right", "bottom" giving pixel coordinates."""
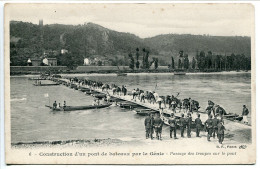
[
  {"left": 154, "top": 83, "right": 158, "bottom": 91},
  {"left": 45, "top": 105, "right": 52, "bottom": 109}
]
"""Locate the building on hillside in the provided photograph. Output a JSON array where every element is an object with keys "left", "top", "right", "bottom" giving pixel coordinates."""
[
  {"left": 43, "top": 58, "right": 57, "bottom": 66},
  {"left": 27, "top": 58, "right": 32, "bottom": 66},
  {"left": 84, "top": 58, "right": 92, "bottom": 65},
  {"left": 61, "top": 49, "right": 68, "bottom": 54},
  {"left": 28, "top": 58, "right": 41, "bottom": 66},
  {"left": 39, "top": 19, "right": 43, "bottom": 26}
]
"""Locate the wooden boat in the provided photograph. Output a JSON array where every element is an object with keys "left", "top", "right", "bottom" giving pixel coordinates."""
[
  {"left": 174, "top": 72, "right": 186, "bottom": 75},
  {"left": 119, "top": 103, "right": 143, "bottom": 109},
  {"left": 33, "top": 83, "right": 59, "bottom": 86},
  {"left": 51, "top": 74, "right": 62, "bottom": 78},
  {"left": 134, "top": 109, "right": 158, "bottom": 116},
  {"left": 79, "top": 88, "right": 91, "bottom": 92},
  {"left": 78, "top": 86, "right": 89, "bottom": 90},
  {"left": 85, "top": 90, "right": 100, "bottom": 95},
  {"left": 116, "top": 66, "right": 127, "bottom": 76},
  {"left": 29, "top": 77, "right": 47, "bottom": 80},
  {"left": 45, "top": 104, "right": 112, "bottom": 111},
  {"left": 117, "top": 73, "right": 127, "bottom": 76},
  {"left": 92, "top": 93, "right": 107, "bottom": 99},
  {"left": 104, "top": 97, "right": 123, "bottom": 102},
  {"left": 70, "top": 84, "right": 78, "bottom": 90}
]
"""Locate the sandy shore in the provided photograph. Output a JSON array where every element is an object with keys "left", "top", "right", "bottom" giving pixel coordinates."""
[{"left": 12, "top": 126, "right": 250, "bottom": 149}]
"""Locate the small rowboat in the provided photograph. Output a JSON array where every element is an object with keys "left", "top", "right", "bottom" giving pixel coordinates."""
[
  {"left": 68, "top": 84, "right": 79, "bottom": 90},
  {"left": 119, "top": 103, "right": 143, "bottom": 109},
  {"left": 79, "top": 88, "right": 91, "bottom": 92},
  {"left": 29, "top": 77, "right": 47, "bottom": 80},
  {"left": 134, "top": 109, "right": 158, "bottom": 116},
  {"left": 45, "top": 104, "right": 112, "bottom": 111},
  {"left": 92, "top": 93, "right": 106, "bottom": 99},
  {"left": 86, "top": 90, "right": 100, "bottom": 95},
  {"left": 174, "top": 72, "right": 186, "bottom": 75},
  {"left": 33, "top": 83, "right": 59, "bottom": 86},
  {"left": 117, "top": 73, "right": 127, "bottom": 76}
]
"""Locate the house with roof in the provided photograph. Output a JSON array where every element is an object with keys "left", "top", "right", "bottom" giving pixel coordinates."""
[
  {"left": 27, "top": 58, "right": 41, "bottom": 66},
  {"left": 43, "top": 58, "right": 57, "bottom": 66}
]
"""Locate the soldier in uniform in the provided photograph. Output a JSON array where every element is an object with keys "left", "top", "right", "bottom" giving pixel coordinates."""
[
  {"left": 212, "top": 116, "right": 220, "bottom": 139},
  {"left": 179, "top": 113, "right": 186, "bottom": 137},
  {"left": 188, "top": 98, "right": 192, "bottom": 112},
  {"left": 206, "top": 100, "right": 215, "bottom": 116},
  {"left": 204, "top": 114, "right": 214, "bottom": 141},
  {"left": 217, "top": 121, "right": 225, "bottom": 144},
  {"left": 186, "top": 113, "right": 192, "bottom": 138},
  {"left": 53, "top": 101, "right": 57, "bottom": 109},
  {"left": 242, "top": 105, "right": 249, "bottom": 124},
  {"left": 195, "top": 113, "right": 202, "bottom": 137},
  {"left": 144, "top": 113, "right": 154, "bottom": 139},
  {"left": 153, "top": 113, "right": 164, "bottom": 140},
  {"left": 168, "top": 113, "right": 177, "bottom": 139}
]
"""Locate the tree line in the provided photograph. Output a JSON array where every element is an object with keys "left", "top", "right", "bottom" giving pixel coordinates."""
[
  {"left": 128, "top": 48, "right": 159, "bottom": 70},
  {"left": 129, "top": 49, "right": 251, "bottom": 71}
]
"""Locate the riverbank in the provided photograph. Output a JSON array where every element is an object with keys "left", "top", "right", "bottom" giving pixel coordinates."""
[
  {"left": 11, "top": 127, "right": 247, "bottom": 149},
  {"left": 10, "top": 65, "right": 251, "bottom": 75},
  {"left": 10, "top": 70, "right": 251, "bottom": 77}
]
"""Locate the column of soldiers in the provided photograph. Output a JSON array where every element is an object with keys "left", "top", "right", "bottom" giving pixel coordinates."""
[{"left": 144, "top": 112, "right": 226, "bottom": 144}]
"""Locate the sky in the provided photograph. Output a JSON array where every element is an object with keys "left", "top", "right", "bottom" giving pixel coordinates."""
[{"left": 5, "top": 3, "right": 254, "bottom": 38}]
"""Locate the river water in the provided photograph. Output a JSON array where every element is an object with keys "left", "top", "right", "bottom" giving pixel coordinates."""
[{"left": 10, "top": 72, "right": 251, "bottom": 144}]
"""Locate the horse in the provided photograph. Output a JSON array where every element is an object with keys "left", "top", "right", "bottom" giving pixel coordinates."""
[
  {"left": 214, "top": 105, "right": 227, "bottom": 116},
  {"left": 116, "top": 86, "right": 122, "bottom": 95},
  {"left": 190, "top": 100, "right": 200, "bottom": 112},
  {"left": 182, "top": 98, "right": 190, "bottom": 111}
]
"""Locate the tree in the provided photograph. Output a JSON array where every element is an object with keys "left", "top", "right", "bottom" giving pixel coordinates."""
[
  {"left": 136, "top": 61, "right": 140, "bottom": 69},
  {"left": 154, "top": 58, "right": 159, "bottom": 69},
  {"left": 97, "top": 60, "right": 102, "bottom": 66},
  {"left": 206, "top": 51, "right": 213, "bottom": 69},
  {"left": 129, "top": 53, "right": 135, "bottom": 70},
  {"left": 142, "top": 48, "right": 146, "bottom": 68},
  {"left": 136, "top": 48, "right": 140, "bottom": 69},
  {"left": 145, "top": 51, "right": 150, "bottom": 69},
  {"left": 171, "top": 57, "right": 175, "bottom": 69},
  {"left": 178, "top": 59, "right": 182, "bottom": 69},
  {"left": 179, "top": 50, "right": 184, "bottom": 57},
  {"left": 192, "top": 57, "right": 196, "bottom": 69},
  {"left": 179, "top": 50, "right": 184, "bottom": 69},
  {"left": 183, "top": 54, "right": 189, "bottom": 69},
  {"left": 198, "top": 51, "right": 206, "bottom": 70}
]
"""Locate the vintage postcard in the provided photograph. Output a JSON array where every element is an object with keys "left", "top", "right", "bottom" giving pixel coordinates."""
[{"left": 5, "top": 3, "right": 255, "bottom": 164}]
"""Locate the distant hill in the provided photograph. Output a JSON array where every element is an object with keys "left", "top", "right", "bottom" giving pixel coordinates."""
[
  {"left": 10, "top": 21, "right": 251, "bottom": 66},
  {"left": 144, "top": 34, "right": 251, "bottom": 59}
]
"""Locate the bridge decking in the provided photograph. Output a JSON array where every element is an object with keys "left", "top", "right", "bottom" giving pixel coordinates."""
[{"left": 56, "top": 78, "right": 251, "bottom": 129}]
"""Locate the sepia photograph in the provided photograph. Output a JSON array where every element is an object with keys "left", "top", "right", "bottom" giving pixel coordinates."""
[{"left": 4, "top": 3, "right": 255, "bottom": 164}]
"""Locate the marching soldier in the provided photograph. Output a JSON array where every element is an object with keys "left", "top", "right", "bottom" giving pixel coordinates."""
[
  {"left": 217, "top": 121, "right": 226, "bottom": 144},
  {"left": 212, "top": 116, "right": 220, "bottom": 139},
  {"left": 153, "top": 113, "right": 164, "bottom": 140},
  {"left": 168, "top": 113, "right": 177, "bottom": 139},
  {"left": 206, "top": 100, "right": 215, "bottom": 116},
  {"left": 144, "top": 113, "right": 154, "bottom": 139},
  {"left": 179, "top": 113, "right": 186, "bottom": 137},
  {"left": 195, "top": 113, "right": 202, "bottom": 137},
  {"left": 204, "top": 114, "right": 214, "bottom": 141},
  {"left": 186, "top": 113, "right": 192, "bottom": 138}
]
